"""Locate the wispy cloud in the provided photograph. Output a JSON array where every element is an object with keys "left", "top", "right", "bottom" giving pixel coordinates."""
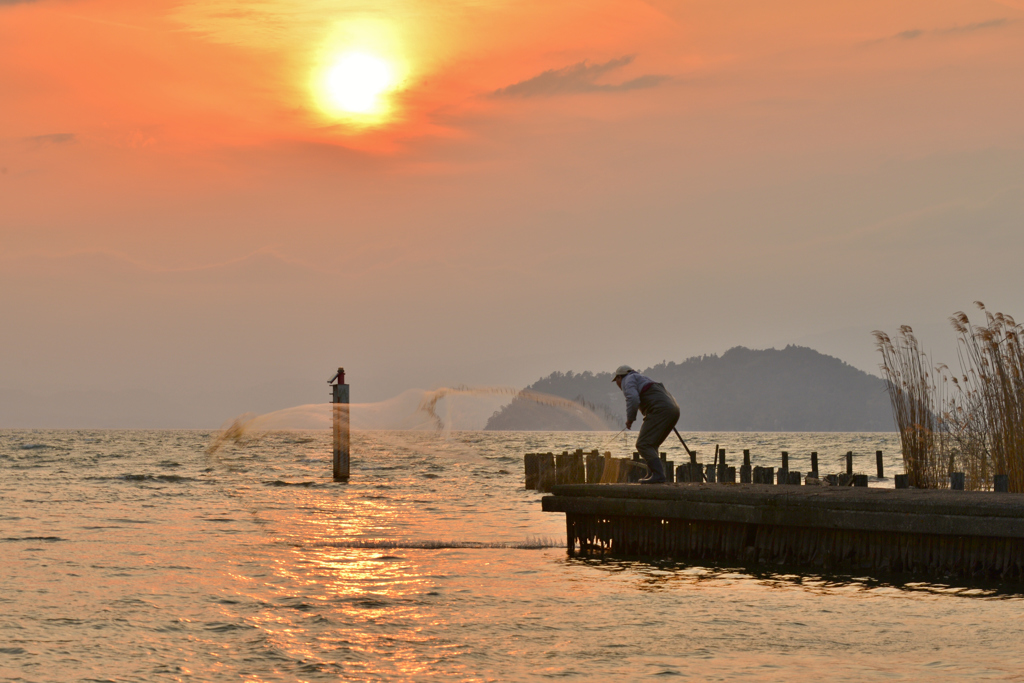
[
  {"left": 24, "top": 133, "right": 76, "bottom": 146},
  {"left": 939, "top": 18, "right": 1009, "bottom": 34},
  {"left": 492, "top": 55, "right": 669, "bottom": 98},
  {"left": 886, "top": 18, "right": 1009, "bottom": 41}
]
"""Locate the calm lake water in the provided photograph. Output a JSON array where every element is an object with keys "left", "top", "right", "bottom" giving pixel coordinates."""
[{"left": 2, "top": 429, "right": 1023, "bottom": 682}]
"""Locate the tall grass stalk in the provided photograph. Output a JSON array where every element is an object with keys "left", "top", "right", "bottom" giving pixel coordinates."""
[
  {"left": 949, "top": 304, "right": 1024, "bottom": 492},
  {"left": 873, "top": 327, "right": 944, "bottom": 488},
  {"left": 876, "top": 304, "right": 1024, "bottom": 491}
]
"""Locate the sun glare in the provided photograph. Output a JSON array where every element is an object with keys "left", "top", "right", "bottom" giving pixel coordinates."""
[
  {"left": 311, "top": 19, "right": 408, "bottom": 127},
  {"left": 323, "top": 52, "right": 395, "bottom": 115}
]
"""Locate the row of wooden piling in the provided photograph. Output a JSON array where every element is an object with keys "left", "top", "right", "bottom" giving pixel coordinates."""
[
  {"left": 524, "top": 448, "right": 883, "bottom": 491},
  {"left": 524, "top": 450, "right": 649, "bottom": 491},
  {"left": 525, "top": 448, "right": 1015, "bottom": 492}
]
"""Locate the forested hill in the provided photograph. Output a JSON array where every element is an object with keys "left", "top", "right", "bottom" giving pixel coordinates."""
[{"left": 484, "top": 346, "right": 894, "bottom": 431}]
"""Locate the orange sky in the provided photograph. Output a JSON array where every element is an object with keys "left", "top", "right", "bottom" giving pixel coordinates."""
[{"left": 2, "top": 0, "right": 1023, "bottom": 425}]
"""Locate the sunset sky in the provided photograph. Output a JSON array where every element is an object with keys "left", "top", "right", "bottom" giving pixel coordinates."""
[{"left": 2, "top": 0, "right": 1023, "bottom": 426}]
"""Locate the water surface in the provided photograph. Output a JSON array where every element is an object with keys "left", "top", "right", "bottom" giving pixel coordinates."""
[{"left": 2, "top": 429, "right": 1021, "bottom": 681}]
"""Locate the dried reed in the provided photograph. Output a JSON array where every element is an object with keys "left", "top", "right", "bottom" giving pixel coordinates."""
[
  {"left": 874, "top": 326, "right": 944, "bottom": 488},
  {"left": 875, "top": 303, "right": 1024, "bottom": 491},
  {"left": 948, "top": 303, "right": 1024, "bottom": 491}
]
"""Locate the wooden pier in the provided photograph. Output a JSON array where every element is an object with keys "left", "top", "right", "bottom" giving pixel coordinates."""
[{"left": 541, "top": 484, "right": 1024, "bottom": 580}]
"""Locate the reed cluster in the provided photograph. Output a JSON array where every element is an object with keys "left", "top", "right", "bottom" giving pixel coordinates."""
[{"left": 875, "top": 303, "right": 1024, "bottom": 491}]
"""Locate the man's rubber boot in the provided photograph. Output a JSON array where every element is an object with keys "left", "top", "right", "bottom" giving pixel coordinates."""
[{"left": 639, "top": 456, "right": 667, "bottom": 484}]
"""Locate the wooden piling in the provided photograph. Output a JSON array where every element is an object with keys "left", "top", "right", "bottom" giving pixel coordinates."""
[
  {"left": 996, "top": 474, "right": 1009, "bottom": 493},
  {"left": 555, "top": 451, "right": 570, "bottom": 486},
  {"left": 331, "top": 368, "right": 350, "bottom": 482},
  {"left": 787, "top": 471, "right": 802, "bottom": 485},
  {"left": 895, "top": 474, "right": 909, "bottom": 489},
  {"left": 570, "top": 450, "right": 585, "bottom": 484},
  {"left": 951, "top": 472, "right": 966, "bottom": 491},
  {"left": 585, "top": 451, "right": 600, "bottom": 484},
  {"left": 537, "top": 453, "right": 555, "bottom": 492},
  {"left": 524, "top": 453, "right": 540, "bottom": 489},
  {"left": 811, "top": 452, "right": 818, "bottom": 478},
  {"left": 876, "top": 450, "right": 885, "bottom": 478},
  {"left": 846, "top": 451, "right": 854, "bottom": 475}
]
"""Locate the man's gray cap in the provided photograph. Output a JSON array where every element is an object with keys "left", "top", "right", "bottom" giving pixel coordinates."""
[{"left": 612, "top": 365, "right": 634, "bottom": 381}]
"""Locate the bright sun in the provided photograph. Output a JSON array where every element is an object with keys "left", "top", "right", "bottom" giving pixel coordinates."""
[
  {"left": 310, "top": 18, "right": 407, "bottom": 127},
  {"left": 315, "top": 50, "right": 399, "bottom": 121},
  {"left": 323, "top": 51, "right": 396, "bottom": 115}
]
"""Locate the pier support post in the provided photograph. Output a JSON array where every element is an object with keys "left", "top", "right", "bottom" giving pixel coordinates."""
[
  {"left": 846, "top": 451, "right": 854, "bottom": 476},
  {"left": 876, "top": 451, "right": 884, "bottom": 478},
  {"left": 811, "top": 452, "right": 818, "bottom": 478},
  {"left": 331, "top": 368, "right": 350, "bottom": 481}
]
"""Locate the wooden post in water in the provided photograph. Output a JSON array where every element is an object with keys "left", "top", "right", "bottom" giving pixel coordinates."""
[
  {"left": 741, "top": 449, "right": 752, "bottom": 484},
  {"left": 524, "top": 453, "right": 540, "bottom": 489},
  {"left": 537, "top": 453, "right": 555, "bottom": 491},
  {"left": 569, "top": 449, "right": 585, "bottom": 484},
  {"left": 661, "top": 453, "right": 675, "bottom": 483},
  {"left": 895, "top": 474, "right": 909, "bottom": 489},
  {"left": 846, "top": 451, "right": 854, "bottom": 476},
  {"left": 717, "top": 449, "right": 728, "bottom": 483},
  {"left": 876, "top": 450, "right": 884, "bottom": 478},
  {"left": 585, "top": 451, "right": 601, "bottom": 484},
  {"left": 555, "top": 451, "right": 570, "bottom": 485},
  {"left": 810, "top": 452, "right": 818, "bottom": 478},
  {"left": 331, "top": 367, "right": 350, "bottom": 481}
]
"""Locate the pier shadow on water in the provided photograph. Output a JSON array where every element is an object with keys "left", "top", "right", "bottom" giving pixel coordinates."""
[{"left": 569, "top": 555, "right": 1024, "bottom": 600}]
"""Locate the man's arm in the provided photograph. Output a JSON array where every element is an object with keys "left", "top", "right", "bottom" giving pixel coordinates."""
[{"left": 622, "top": 374, "right": 641, "bottom": 427}]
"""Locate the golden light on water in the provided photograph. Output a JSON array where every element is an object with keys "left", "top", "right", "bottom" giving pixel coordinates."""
[{"left": 311, "top": 19, "right": 407, "bottom": 126}]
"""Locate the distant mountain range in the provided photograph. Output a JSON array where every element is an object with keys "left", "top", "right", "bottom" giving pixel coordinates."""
[{"left": 484, "top": 346, "right": 894, "bottom": 431}]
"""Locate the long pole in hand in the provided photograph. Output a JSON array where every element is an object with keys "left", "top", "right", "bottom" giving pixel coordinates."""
[{"left": 673, "top": 428, "right": 694, "bottom": 457}]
